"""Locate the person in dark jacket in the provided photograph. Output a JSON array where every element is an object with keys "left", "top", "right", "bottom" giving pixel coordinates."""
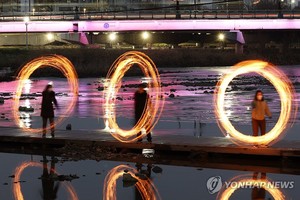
[
  {"left": 134, "top": 83, "right": 152, "bottom": 142},
  {"left": 41, "top": 84, "right": 58, "bottom": 138},
  {"left": 251, "top": 90, "right": 272, "bottom": 136}
]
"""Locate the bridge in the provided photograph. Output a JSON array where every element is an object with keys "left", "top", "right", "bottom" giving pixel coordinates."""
[
  {"left": 0, "top": 19, "right": 300, "bottom": 33},
  {"left": 0, "top": 5, "right": 300, "bottom": 33},
  {"left": 0, "top": 7, "right": 299, "bottom": 49}
]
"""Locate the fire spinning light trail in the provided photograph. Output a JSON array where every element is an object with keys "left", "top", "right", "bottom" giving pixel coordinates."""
[
  {"left": 13, "top": 55, "right": 78, "bottom": 133},
  {"left": 13, "top": 161, "right": 79, "bottom": 200},
  {"left": 214, "top": 60, "right": 297, "bottom": 146},
  {"left": 103, "top": 165, "right": 161, "bottom": 200},
  {"left": 104, "top": 51, "right": 164, "bottom": 143},
  {"left": 217, "top": 174, "right": 286, "bottom": 200}
]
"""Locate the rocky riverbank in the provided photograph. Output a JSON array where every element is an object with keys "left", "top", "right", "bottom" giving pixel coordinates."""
[{"left": 0, "top": 48, "right": 300, "bottom": 80}]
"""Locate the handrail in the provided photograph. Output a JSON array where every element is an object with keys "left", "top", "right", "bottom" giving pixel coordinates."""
[{"left": 0, "top": 9, "right": 299, "bottom": 21}]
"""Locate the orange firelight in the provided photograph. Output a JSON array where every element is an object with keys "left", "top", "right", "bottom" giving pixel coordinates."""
[
  {"left": 217, "top": 174, "right": 286, "bottom": 200},
  {"left": 103, "top": 165, "right": 161, "bottom": 200},
  {"left": 103, "top": 51, "right": 164, "bottom": 143},
  {"left": 214, "top": 60, "right": 297, "bottom": 146},
  {"left": 13, "top": 55, "right": 78, "bottom": 133},
  {"left": 13, "top": 161, "right": 79, "bottom": 200}
]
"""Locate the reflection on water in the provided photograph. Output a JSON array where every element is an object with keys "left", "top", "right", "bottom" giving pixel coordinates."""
[
  {"left": 217, "top": 173, "right": 286, "bottom": 200},
  {"left": 0, "top": 152, "right": 298, "bottom": 199},
  {"left": 13, "top": 159, "right": 78, "bottom": 200},
  {"left": 103, "top": 164, "right": 160, "bottom": 200}
]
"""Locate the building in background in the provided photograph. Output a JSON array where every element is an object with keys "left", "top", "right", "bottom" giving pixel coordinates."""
[{"left": 1, "top": 0, "right": 298, "bottom": 15}]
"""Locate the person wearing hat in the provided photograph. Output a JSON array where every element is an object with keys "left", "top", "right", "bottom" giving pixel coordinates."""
[{"left": 41, "top": 83, "right": 58, "bottom": 138}]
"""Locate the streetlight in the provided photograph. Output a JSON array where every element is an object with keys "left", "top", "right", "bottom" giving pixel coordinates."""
[
  {"left": 218, "top": 33, "right": 225, "bottom": 41},
  {"left": 218, "top": 33, "right": 225, "bottom": 50},
  {"left": 108, "top": 32, "right": 117, "bottom": 48},
  {"left": 141, "top": 31, "right": 150, "bottom": 40},
  {"left": 46, "top": 33, "right": 54, "bottom": 41},
  {"left": 141, "top": 31, "right": 150, "bottom": 49},
  {"left": 108, "top": 32, "right": 117, "bottom": 41},
  {"left": 24, "top": 16, "right": 30, "bottom": 50}
]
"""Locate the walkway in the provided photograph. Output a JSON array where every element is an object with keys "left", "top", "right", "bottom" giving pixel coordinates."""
[{"left": 0, "top": 127, "right": 300, "bottom": 175}]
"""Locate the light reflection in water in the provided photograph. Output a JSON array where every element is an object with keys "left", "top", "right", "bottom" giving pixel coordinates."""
[
  {"left": 103, "top": 164, "right": 161, "bottom": 200},
  {"left": 217, "top": 173, "right": 286, "bottom": 200},
  {"left": 23, "top": 79, "right": 32, "bottom": 94},
  {"left": 12, "top": 161, "right": 79, "bottom": 200},
  {"left": 19, "top": 91, "right": 33, "bottom": 128}
]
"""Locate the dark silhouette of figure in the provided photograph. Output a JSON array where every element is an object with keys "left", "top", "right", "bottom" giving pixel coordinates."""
[
  {"left": 74, "top": 6, "right": 79, "bottom": 20},
  {"left": 175, "top": 0, "right": 181, "bottom": 19},
  {"left": 41, "top": 84, "right": 58, "bottom": 138},
  {"left": 251, "top": 90, "right": 272, "bottom": 137},
  {"left": 251, "top": 172, "right": 266, "bottom": 200},
  {"left": 134, "top": 83, "right": 152, "bottom": 142},
  {"left": 40, "top": 156, "right": 60, "bottom": 200}
]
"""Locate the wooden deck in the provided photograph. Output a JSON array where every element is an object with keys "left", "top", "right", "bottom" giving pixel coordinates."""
[{"left": 0, "top": 127, "right": 300, "bottom": 175}]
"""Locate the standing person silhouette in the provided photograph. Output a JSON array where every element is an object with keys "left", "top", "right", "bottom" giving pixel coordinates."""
[
  {"left": 134, "top": 83, "right": 152, "bottom": 143},
  {"left": 40, "top": 155, "right": 60, "bottom": 200},
  {"left": 251, "top": 90, "right": 272, "bottom": 137},
  {"left": 41, "top": 83, "right": 58, "bottom": 138}
]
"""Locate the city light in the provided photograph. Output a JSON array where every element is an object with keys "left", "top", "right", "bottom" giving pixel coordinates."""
[
  {"left": 142, "top": 31, "right": 150, "bottom": 40},
  {"left": 23, "top": 16, "right": 30, "bottom": 23},
  {"left": 46, "top": 33, "right": 54, "bottom": 41},
  {"left": 23, "top": 16, "right": 30, "bottom": 49},
  {"left": 218, "top": 33, "right": 225, "bottom": 41},
  {"left": 108, "top": 32, "right": 117, "bottom": 42}
]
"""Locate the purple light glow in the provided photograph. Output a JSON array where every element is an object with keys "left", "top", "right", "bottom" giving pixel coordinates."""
[{"left": 0, "top": 19, "right": 299, "bottom": 33}]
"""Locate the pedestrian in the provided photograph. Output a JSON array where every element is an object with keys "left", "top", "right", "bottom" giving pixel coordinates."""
[
  {"left": 251, "top": 90, "right": 272, "bottom": 136},
  {"left": 134, "top": 83, "right": 152, "bottom": 142},
  {"left": 41, "top": 83, "right": 58, "bottom": 138}
]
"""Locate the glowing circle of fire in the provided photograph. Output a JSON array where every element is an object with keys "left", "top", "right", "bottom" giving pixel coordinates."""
[
  {"left": 217, "top": 174, "right": 286, "bottom": 200},
  {"left": 214, "top": 60, "right": 297, "bottom": 146},
  {"left": 104, "top": 51, "right": 164, "bottom": 143},
  {"left": 13, "top": 161, "right": 79, "bottom": 200},
  {"left": 13, "top": 55, "right": 78, "bottom": 133},
  {"left": 103, "top": 165, "right": 161, "bottom": 200}
]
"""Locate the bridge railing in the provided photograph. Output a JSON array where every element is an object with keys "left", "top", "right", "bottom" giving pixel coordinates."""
[{"left": 0, "top": 9, "right": 299, "bottom": 21}]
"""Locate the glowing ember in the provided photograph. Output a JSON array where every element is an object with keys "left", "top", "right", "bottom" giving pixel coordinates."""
[
  {"left": 217, "top": 174, "right": 286, "bottom": 200},
  {"left": 214, "top": 60, "right": 297, "bottom": 146},
  {"left": 13, "top": 161, "right": 79, "bottom": 200},
  {"left": 13, "top": 55, "right": 79, "bottom": 133},
  {"left": 103, "top": 51, "right": 164, "bottom": 143},
  {"left": 103, "top": 165, "right": 161, "bottom": 200}
]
